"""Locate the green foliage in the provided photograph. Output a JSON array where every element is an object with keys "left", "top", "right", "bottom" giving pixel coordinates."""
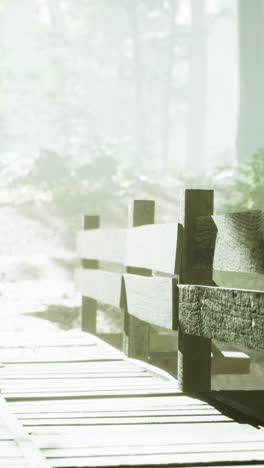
[
  {"left": 22, "top": 149, "right": 70, "bottom": 190},
  {"left": 224, "top": 149, "right": 264, "bottom": 211},
  {"left": 75, "top": 156, "right": 118, "bottom": 181},
  {"left": 10, "top": 148, "right": 264, "bottom": 251}
]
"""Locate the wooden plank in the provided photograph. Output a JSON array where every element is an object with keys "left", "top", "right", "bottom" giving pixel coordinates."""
[
  {"left": 0, "top": 427, "right": 12, "bottom": 438},
  {"left": 31, "top": 420, "right": 264, "bottom": 442},
  {"left": 0, "top": 370, "right": 148, "bottom": 379},
  {"left": 0, "top": 342, "right": 96, "bottom": 349},
  {"left": 77, "top": 228, "right": 126, "bottom": 264},
  {"left": 178, "top": 284, "right": 264, "bottom": 351},
  {"left": 126, "top": 223, "right": 182, "bottom": 274},
  {"left": 2, "top": 378, "right": 177, "bottom": 393},
  {"left": 0, "top": 376, "right": 165, "bottom": 390},
  {"left": 10, "top": 395, "right": 207, "bottom": 412},
  {"left": 0, "top": 361, "right": 141, "bottom": 374},
  {"left": 4, "top": 329, "right": 263, "bottom": 468},
  {"left": 211, "top": 390, "right": 264, "bottom": 424},
  {"left": 75, "top": 268, "right": 122, "bottom": 307},
  {"left": 0, "top": 345, "right": 122, "bottom": 363},
  {"left": 0, "top": 395, "right": 49, "bottom": 468},
  {"left": 0, "top": 462, "right": 28, "bottom": 467},
  {"left": 5, "top": 386, "right": 180, "bottom": 400},
  {"left": 0, "top": 440, "right": 22, "bottom": 456},
  {"left": 40, "top": 440, "right": 264, "bottom": 459},
  {"left": 212, "top": 351, "right": 250, "bottom": 375},
  {"left": 194, "top": 209, "right": 264, "bottom": 274},
  {"left": 124, "top": 274, "right": 177, "bottom": 329},
  {"left": 20, "top": 413, "right": 230, "bottom": 425},
  {"left": 42, "top": 451, "right": 264, "bottom": 467},
  {"left": 41, "top": 441, "right": 264, "bottom": 456},
  {"left": 213, "top": 270, "right": 264, "bottom": 291},
  {"left": 148, "top": 348, "right": 249, "bottom": 375},
  {"left": 14, "top": 407, "right": 222, "bottom": 418},
  {"left": 44, "top": 456, "right": 264, "bottom": 467},
  {"left": 0, "top": 332, "right": 96, "bottom": 347},
  {"left": 80, "top": 215, "right": 100, "bottom": 333},
  {"left": 178, "top": 189, "right": 214, "bottom": 392},
  {"left": 81, "top": 296, "right": 97, "bottom": 333},
  {"left": 123, "top": 200, "right": 155, "bottom": 360}
]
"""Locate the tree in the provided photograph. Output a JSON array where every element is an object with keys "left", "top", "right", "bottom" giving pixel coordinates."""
[
  {"left": 125, "top": 0, "right": 146, "bottom": 167},
  {"left": 236, "top": 0, "right": 264, "bottom": 162},
  {"left": 185, "top": 0, "right": 207, "bottom": 173},
  {"left": 46, "top": 0, "right": 71, "bottom": 155},
  {"left": 161, "top": 0, "right": 179, "bottom": 174}
]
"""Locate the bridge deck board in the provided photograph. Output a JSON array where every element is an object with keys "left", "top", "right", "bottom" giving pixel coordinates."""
[
  {"left": 0, "top": 331, "right": 263, "bottom": 468},
  {"left": 0, "top": 394, "right": 50, "bottom": 468}
]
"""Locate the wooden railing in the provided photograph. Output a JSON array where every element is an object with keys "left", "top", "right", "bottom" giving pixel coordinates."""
[{"left": 75, "top": 189, "right": 264, "bottom": 393}]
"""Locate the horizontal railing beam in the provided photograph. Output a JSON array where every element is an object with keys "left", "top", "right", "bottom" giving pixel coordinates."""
[
  {"left": 178, "top": 284, "right": 264, "bottom": 351},
  {"left": 193, "top": 210, "right": 264, "bottom": 274}
]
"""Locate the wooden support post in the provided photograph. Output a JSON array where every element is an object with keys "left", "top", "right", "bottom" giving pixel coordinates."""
[
  {"left": 178, "top": 189, "right": 214, "bottom": 392},
  {"left": 123, "top": 200, "right": 155, "bottom": 360},
  {"left": 81, "top": 215, "right": 100, "bottom": 334}
]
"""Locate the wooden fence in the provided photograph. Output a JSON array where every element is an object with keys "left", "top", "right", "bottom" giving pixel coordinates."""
[{"left": 75, "top": 189, "right": 264, "bottom": 393}]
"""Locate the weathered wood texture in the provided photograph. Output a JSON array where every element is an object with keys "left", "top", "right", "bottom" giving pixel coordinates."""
[
  {"left": 179, "top": 284, "right": 264, "bottom": 351},
  {"left": 78, "top": 224, "right": 182, "bottom": 272},
  {"left": 81, "top": 296, "right": 96, "bottom": 333},
  {"left": 211, "top": 351, "right": 250, "bottom": 375},
  {"left": 75, "top": 268, "right": 122, "bottom": 308},
  {"left": 123, "top": 200, "right": 155, "bottom": 360},
  {"left": 77, "top": 228, "right": 125, "bottom": 264},
  {"left": 180, "top": 189, "right": 214, "bottom": 285},
  {"left": 194, "top": 210, "right": 264, "bottom": 274},
  {"left": 124, "top": 274, "right": 177, "bottom": 329},
  {"left": 126, "top": 222, "right": 182, "bottom": 274},
  {"left": 1, "top": 330, "right": 264, "bottom": 467},
  {"left": 80, "top": 215, "right": 100, "bottom": 333},
  {"left": 213, "top": 270, "right": 264, "bottom": 291},
  {"left": 78, "top": 220, "right": 182, "bottom": 274},
  {"left": 178, "top": 189, "right": 214, "bottom": 393},
  {"left": 0, "top": 394, "right": 49, "bottom": 468}
]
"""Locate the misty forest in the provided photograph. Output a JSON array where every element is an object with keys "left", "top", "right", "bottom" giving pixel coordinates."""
[{"left": 0, "top": 0, "right": 263, "bottom": 390}]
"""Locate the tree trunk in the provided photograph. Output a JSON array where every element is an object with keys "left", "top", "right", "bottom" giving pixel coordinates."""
[
  {"left": 236, "top": 0, "right": 264, "bottom": 162},
  {"left": 47, "top": 0, "right": 70, "bottom": 155},
  {"left": 161, "top": 0, "right": 179, "bottom": 175},
  {"left": 47, "top": 0, "right": 64, "bottom": 32},
  {"left": 185, "top": 0, "right": 207, "bottom": 174},
  {"left": 129, "top": 1, "right": 146, "bottom": 167}
]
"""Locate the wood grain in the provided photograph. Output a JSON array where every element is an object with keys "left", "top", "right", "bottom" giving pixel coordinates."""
[
  {"left": 80, "top": 215, "right": 100, "bottom": 333},
  {"left": 178, "top": 284, "right": 264, "bottom": 351},
  {"left": 75, "top": 268, "right": 122, "bottom": 307},
  {"left": 2, "top": 319, "right": 264, "bottom": 467},
  {"left": 178, "top": 189, "right": 214, "bottom": 392},
  {"left": 194, "top": 210, "right": 264, "bottom": 274},
  {"left": 211, "top": 351, "right": 250, "bottom": 375},
  {"left": 0, "top": 395, "right": 49, "bottom": 468},
  {"left": 78, "top": 217, "right": 182, "bottom": 273},
  {"left": 31, "top": 420, "right": 264, "bottom": 467},
  {"left": 123, "top": 200, "right": 155, "bottom": 360},
  {"left": 126, "top": 222, "right": 182, "bottom": 274},
  {"left": 77, "top": 228, "right": 126, "bottom": 264},
  {"left": 124, "top": 274, "right": 177, "bottom": 329}
]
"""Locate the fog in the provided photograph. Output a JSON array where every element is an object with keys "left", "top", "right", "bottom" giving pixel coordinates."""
[
  {"left": 0, "top": 0, "right": 238, "bottom": 174},
  {"left": 0, "top": 0, "right": 263, "bottom": 391}
]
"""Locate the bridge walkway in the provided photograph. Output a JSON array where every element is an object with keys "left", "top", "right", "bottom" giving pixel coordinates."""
[{"left": 0, "top": 330, "right": 263, "bottom": 468}]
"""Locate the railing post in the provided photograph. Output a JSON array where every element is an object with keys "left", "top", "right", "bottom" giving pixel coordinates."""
[
  {"left": 178, "top": 189, "right": 214, "bottom": 392},
  {"left": 81, "top": 215, "right": 100, "bottom": 334},
  {"left": 123, "top": 200, "right": 155, "bottom": 360}
]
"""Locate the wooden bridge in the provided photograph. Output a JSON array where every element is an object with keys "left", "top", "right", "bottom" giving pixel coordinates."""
[
  {"left": 0, "top": 189, "right": 264, "bottom": 467},
  {"left": 1, "top": 330, "right": 264, "bottom": 468}
]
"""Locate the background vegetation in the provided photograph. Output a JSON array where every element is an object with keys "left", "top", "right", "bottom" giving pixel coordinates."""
[{"left": 0, "top": 1, "right": 263, "bottom": 389}]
